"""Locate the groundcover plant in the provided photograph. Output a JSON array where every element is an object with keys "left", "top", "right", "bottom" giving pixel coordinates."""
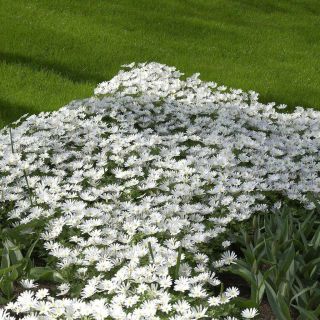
[{"left": 0, "top": 62, "right": 319, "bottom": 319}]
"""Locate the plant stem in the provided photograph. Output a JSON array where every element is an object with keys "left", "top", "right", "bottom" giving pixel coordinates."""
[
  {"left": 23, "top": 169, "right": 33, "bottom": 206},
  {"left": 174, "top": 245, "right": 182, "bottom": 279},
  {"left": 220, "top": 282, "right": 224, "bottom": 295},
  {"left": 9, "top": 127, "right": 14, "bottom": 154},
  {"left": 148, "top": 241, "right": 155, "bottom": 263}
]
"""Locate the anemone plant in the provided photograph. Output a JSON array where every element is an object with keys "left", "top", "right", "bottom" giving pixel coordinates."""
[
  {"left": 227, "top": 202, "right": 320, "bottom": 319},
  {"left": 0, "top": 63, "right": 319, "bottom": 319}
]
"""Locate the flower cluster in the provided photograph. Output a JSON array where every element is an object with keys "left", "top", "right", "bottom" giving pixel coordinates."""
[{"left": 0, "top": 62, "right": 319, "bottom": 319}]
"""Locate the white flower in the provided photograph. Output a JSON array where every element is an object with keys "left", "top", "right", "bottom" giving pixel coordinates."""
[
  {"left": 222, "top": 240, "right": 231, "bottom": 248},
  {"left": 159, "top": 275, "right": 172, "bottom": 289},
  {"left": 57, "top": 283, "right": 70, "bottom": 296},
  {"left": 81, "top": 276, "right": 101, "bottom": 298},
  {"left": 35, "top": 288, "right": 49, "bottom": 299},
  {"left": 174, "top": 277, "right": 190, "bottom": 292},
  {"left": 241, "top": 308, "right": 259, "bottom": 319},
  {"left": 173, "top": 300, "right": 191, "bottom": 313},
  {"left": 189, "top": 285, "right": 207, "bottom": 298},
  {"left": 190, "top": 305, "right": 208, "bottom": 319},
  {"left": 1, "top": 62, "right": 319, "bottom": 319},
  {"left": 0, "top": 309, "right": 15, "bottom": 320},
  {"left": 225, "top": 286, "right": 240, "bottom": 298},
  {"left": 221, "top": 251, "right": 238, "bottom": 265},
  {"left": 220, "top": 293, "right": 231, "bottom": 304},
  {"left": 208, "top": 296, "right": 221, "bottom": 306},
  {"left": 20, "top": 279, "right": 38, "bottom": 289}
]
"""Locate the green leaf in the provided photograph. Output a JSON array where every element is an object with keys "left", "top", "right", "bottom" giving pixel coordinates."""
[
  {"left": 314, "top": 304, "right": 320, "bottom": 317},
  {"left": 299, "top": 231, "right": 309, "bottom": 248},
  {"left": 255, "top": 271, "right": 266, "bottom": 304},
  {"left": 277, "top": 290, "right": 291, "bottom": 319},
  {"left": 266, "top": 238, "right": 279, "bottom": 263},
  {"left": 0, "top": 264, "right": 21, "bottom": 276},
  {"left": 280, "top": 214, "right": 289, "bottom": 243},
  {"left": 0, "top": 277, "right": 14, "bottom": 298},
  {"left": 310, "top": 225, "right": 320, "bottom": 248},
  {"left": 290, "top": 283, "right": 317, "bottom": 305},
  {"left": 0, "top": 296, "right": 8, "bottom": 305},
  {"left": 233, "top": 296, "right": 258, "bottom": 309},
  {"left": 28, "top": 267, "right": 64, "bottom": 283},
  {"left": 278, "top": 244, "right": 295, "bottom": 281},
  {"left": 228, "top": 261, "right": 254, "bottom": 285},
  {"left": 1, "top": 247, "right": 10, "bottom": 269},
  {"left": 293, "top": 305, "right": 318, "bottom": 320},
  {"left": 301, "top": 257, "right": 320, "bottom": 278},
  {"left": 25, "top": 238, "right": 39, "bottom": 261},
  {"left": 265, "top": 282, "right": 290, "bottom": 320},
  {"left": 7, "top": 243, "right": 24, "bottom": 265},
  {"left": 252, "top": 240, "right": 266, "bottom": 260},
  {"left": 70, "top": 283, "right": 82, "bottom": 298},
  {"left": 243, "top": 245, "right": 255, "bottom": 265},
  {"left": 7, "top": 267, "right": 19, "bottom": 281}
]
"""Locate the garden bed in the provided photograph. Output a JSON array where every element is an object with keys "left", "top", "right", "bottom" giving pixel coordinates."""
[{"left": 0, "top": 63, "right": 319, "bottom": 319}]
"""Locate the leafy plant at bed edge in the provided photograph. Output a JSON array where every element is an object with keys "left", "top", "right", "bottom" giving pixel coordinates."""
[
  {"left": 0, "top": 219, "right": 63, "bottom": 304},
  {"left": 224, "top": 202, "right": 320, "bottom": 319}
]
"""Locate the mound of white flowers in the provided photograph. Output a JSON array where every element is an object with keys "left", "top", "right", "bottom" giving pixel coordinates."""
[{"left": 0, "top": 62, "right": 319, "bottom": 320}]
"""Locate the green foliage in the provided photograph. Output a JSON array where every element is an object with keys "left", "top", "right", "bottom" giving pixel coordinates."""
[
  {"left": 227, "top": 204, "right": 320, "bottom": 319},
  {"left": 0, "top": 238, "right": 32, "bottom": 299},
  {"left": 0, "top": 220, "right": 63, "bottom": 303},
  {"left": 147, "top": 241, "right": 155, "bottom": 263},
  {"left": 28, "top": 267, "right": 64, "bottom": 283},
  {"left": 174, "top": 245, "right": 183, "bottom": 280}
]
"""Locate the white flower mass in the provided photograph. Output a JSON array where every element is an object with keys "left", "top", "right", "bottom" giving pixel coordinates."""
[{"left": 0, "top": 62, "right": 319, "bottom": 319}]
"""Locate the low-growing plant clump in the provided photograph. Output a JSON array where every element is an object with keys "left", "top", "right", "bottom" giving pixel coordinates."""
[
  {"left": 224, "top": 200, "right": 320, "bottom": 319},
  {"left": 0, "top": 62, "right": 319, "bottom": 319}
]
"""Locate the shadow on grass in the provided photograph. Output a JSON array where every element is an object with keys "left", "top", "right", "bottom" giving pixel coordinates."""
[
  {"left": 0, "top": 51, "right": 106, "bottom": 84},
  {"left": 0, "top": 98, "right": 35, "bottom": 127}
]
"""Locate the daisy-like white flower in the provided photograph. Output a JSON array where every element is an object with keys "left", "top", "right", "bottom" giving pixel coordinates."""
[
  {"left": 189, "top": 285, "right": 207, "bottom": 298},
  {"left": 241, "top": 308, "right": 259, "bottom": 319},
  {"left": 123, "top": 295, "right": 139, "bottom": 308},
  {"left": 57, "top": 283, "right": 70, "bottom": 296},
  {"left": 212, "top": 259, "right": 225, "bottom": 268},
  {"left": 20, "top": 279, "right": 38, "bottom": 289},
  {"left": 221, "top": 251, "right": 237, "bottom": 265},
  {"left": 222, "top": 240, "right": 231, "bottom": 248},
  {"left": 35, "top": 288, "right": 49, "bottom": 299},
  {"left": 208, "top": 296, "right": 221, "bottom": 306},
  {"left": 225, "top": 286, "right": 240, "bottom": 298},
  {"left": 174, "top": 277, "right": 190, "bottom": 292},
  {"left": 159, "top": 275, "right": 172, "bottom": 289},
  {"left": 173, "top": 300, "right": 191, "bottom": 314},
  {"left": 219, "top": 293, "right": 231, "bottom": 304},
  {"left": 0, "top": 309, "right": 15, "bottom": 320},
  {"left": 190, "top": 305, "right": 208, "bottom": 319},
  {"left": 1, "top": 62, "right": 320, "bottom": 319},
  {"left": 81, "top": 276, "right": 102, "bottom": 299}
]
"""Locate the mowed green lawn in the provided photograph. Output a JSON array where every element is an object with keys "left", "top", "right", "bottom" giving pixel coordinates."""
[{"left": 1, "top": 0, "right": 319, "bottom": 127}]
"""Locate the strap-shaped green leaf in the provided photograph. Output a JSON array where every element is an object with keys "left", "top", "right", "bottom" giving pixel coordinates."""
[
  {"left": 265, "top": 281, "right": 290, "bottom": 320},
  {"left": 1, "top": 247, "right": 10, "bottom": 269},
  {"left": 28, "top": 267, "right": 64, "bottom": 283},
  {"left": 0, "top": 277, "right": 14, "bottom": 298},
  {"left": 293, "top": 305, "right": 318, "bottom": 320}
]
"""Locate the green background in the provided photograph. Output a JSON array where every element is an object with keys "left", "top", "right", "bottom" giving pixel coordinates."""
[{"left": 1, "top": 0, "right": 319, "bottom": 127}]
